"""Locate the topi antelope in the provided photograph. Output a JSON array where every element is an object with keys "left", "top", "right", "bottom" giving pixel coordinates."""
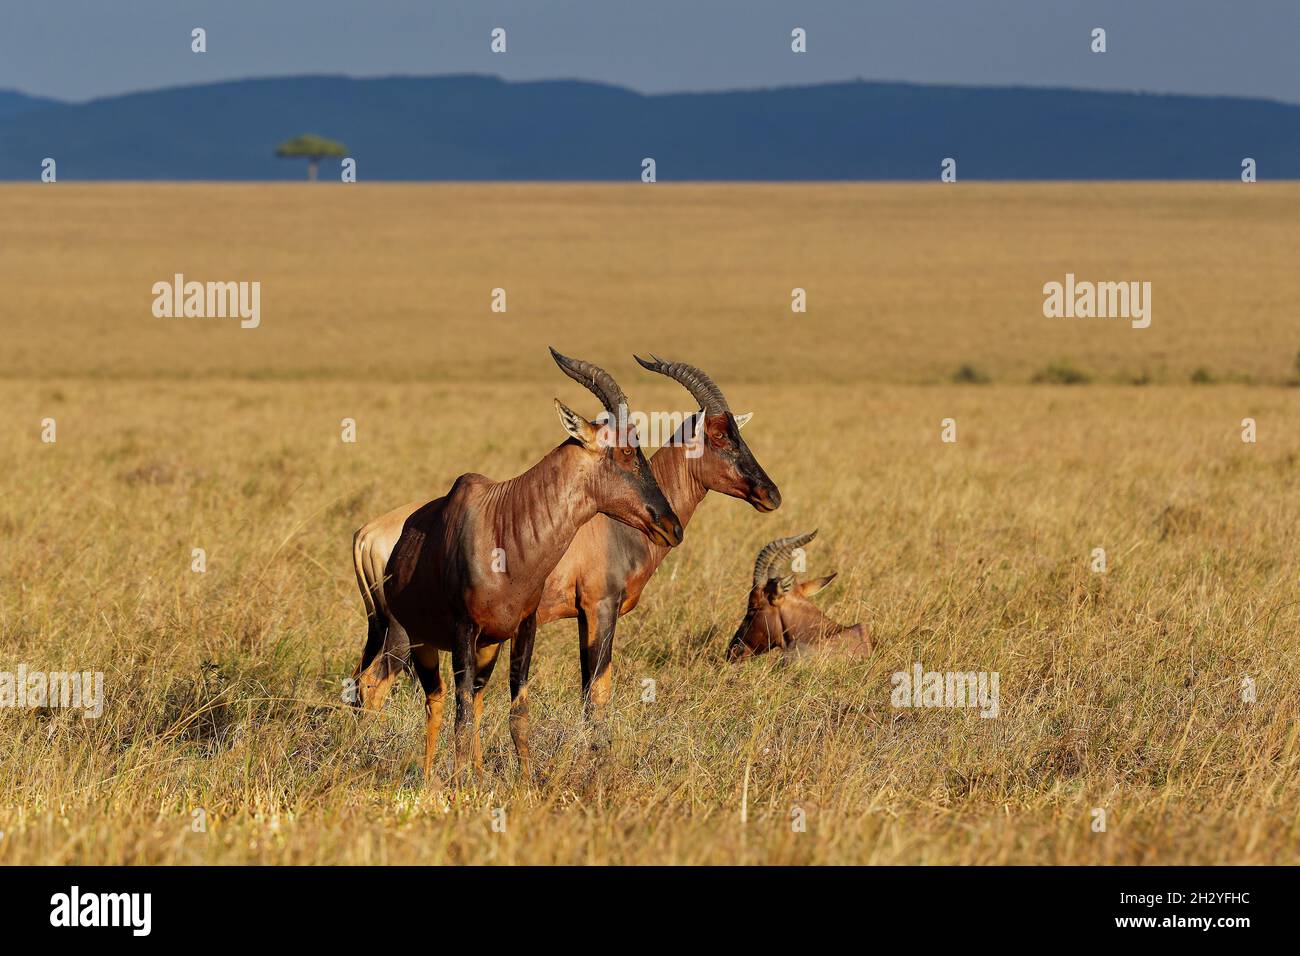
[
  {"left": 726, "top": 531, "right": 870, "bottom": 662},
  {"left": 367, "top": 348, "right": 682, "bottom": 781},
  {"left": 534, "top": 354, "right": 780, "bottom": 738},
  {"left": 353, "top": 355, "right": 780, "bottom": 742}
]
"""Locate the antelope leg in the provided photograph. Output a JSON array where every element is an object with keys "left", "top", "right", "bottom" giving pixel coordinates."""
[
  {"left": 470, "top": 642, "right": 501, "bottom": 774},
  {"left": 412, "top": 649, "right": 443, "bottom": 781},
  {"left": 580, "top": 594, "right": 621, "bottom": 748},
  {"left": 509, "top": 614, "right": 537, "bottom": 779},
  {"left": 450, "top": 621, "right": 480, "bottom": 784}
]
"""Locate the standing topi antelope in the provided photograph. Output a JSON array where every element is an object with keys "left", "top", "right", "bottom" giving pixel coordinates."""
[
  {"left": 534, "top": 355, "right": 780, "bottom": 738},
  {"left": 726, "top": 531, "right": 871, "bottom": 661},
  {"left": 366, "top": 348, "right": 682, "bottom": 781},
  {"left": 353, "top": 355, "right": 780, "bottom": 743}
]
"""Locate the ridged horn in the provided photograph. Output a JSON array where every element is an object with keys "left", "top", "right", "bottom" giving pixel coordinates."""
[
  {"left": 634, "top": 354, "right": 730, "bottom": 416},
  {"left": 754, "top": 530, "right": 818, "bottom": 588},
  {"left": 549, "top": 347, "right": 629, "bottom": 416}
]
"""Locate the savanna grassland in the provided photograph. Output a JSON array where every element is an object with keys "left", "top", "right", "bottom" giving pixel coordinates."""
[{"left": 0, "top": 184, "right": 1297, "bottom": 864}]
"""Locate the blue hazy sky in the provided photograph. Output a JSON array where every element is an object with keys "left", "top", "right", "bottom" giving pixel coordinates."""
[{"left": 2, "top": 0, "right": 1297, "bottom": 104}]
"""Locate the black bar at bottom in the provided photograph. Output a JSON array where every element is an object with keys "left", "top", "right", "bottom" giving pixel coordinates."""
[{"left": 0, "top": 865, "right": 1280, "bottom": 941}]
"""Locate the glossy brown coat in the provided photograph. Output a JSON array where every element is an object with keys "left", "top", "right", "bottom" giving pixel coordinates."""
[
  {"left": 364, "top": 350, "right": 682, "bottom": 781},
  {"left": 726, "top": 531, "right": 871, "bottom": 662},
  {"left": 353, "top": 358, "right": 780, "bottom": 743},
  {"left": 535, "top": 404, "right": 779, "bottom": 733}
]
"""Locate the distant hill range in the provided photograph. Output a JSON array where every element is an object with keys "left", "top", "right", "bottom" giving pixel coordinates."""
[
  {"left": 0, "top": 89, "right": 62, "bottom": 121},
  {"left": 1, "top": 74, "right": 1298, "bottom": 180}
]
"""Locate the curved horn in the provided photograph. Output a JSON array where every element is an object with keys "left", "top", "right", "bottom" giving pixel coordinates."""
[
  {"left": 549, "top": 347, "right": 629, "bottom": 416},
  {"left": 634, "top": 354, "right": 730, "bottom": 416},
  {"left": 753, "top": 530, "right": 818, "bottom": 588}
]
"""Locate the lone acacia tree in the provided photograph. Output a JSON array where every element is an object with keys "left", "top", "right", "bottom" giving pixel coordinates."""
[{"left": 274, "top": 134, "right": 348, "bottom": 182}]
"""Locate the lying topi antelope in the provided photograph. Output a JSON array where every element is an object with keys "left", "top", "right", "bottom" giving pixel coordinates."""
[
  {"left": 368, "top": 348, "right": 682, "bottom": 780},
  {"left": 353, "top": 355, "right": 780, "bottom": 743},
  {"left": 726, "top": 531, "right": 871, "bottom": 661}
]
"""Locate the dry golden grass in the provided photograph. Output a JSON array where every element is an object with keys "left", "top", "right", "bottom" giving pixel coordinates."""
[
  {"left": 0, "top": 184, "right": 1297, "bottom": 864},
  {"left": 3, "top": 183, "right": 1299, "bottom": 385}
]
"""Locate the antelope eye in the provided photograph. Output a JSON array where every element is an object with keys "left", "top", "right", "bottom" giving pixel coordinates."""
[{"left": 622, "top": 447, "right": 634, "bottom": 457}]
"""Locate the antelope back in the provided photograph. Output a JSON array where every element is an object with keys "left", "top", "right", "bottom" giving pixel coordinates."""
[{"left": 773, "top": 576, "right": 868, "bottom": 652}]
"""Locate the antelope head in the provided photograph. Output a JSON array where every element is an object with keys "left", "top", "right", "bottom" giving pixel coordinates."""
[
  {"left": 634, "top": 354, "right": 781, "bottom": 512},
  {"left": 726, "top": 531, "right": 870, "bottom": 661},
  {"left": 550, "top": 347, "right": 683, "bottom": 548}
]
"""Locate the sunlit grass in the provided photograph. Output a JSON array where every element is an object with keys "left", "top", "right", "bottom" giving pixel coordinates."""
[
  {"left": 1, "top": 377, "right": 1295, "bottom": 863},
  {"left": 1, "top": 183, "right": 1296, "bottom": 863}
]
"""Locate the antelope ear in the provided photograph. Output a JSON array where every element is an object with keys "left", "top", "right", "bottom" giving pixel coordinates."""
[
  {"left": 682, "top": 411, "right": 706, "bottom": 455},
  {"left": 555, "top": 399, "right": 601, "bottom": 451},
  {"left": 797, "top": 572, "right": 838, "bottom": 597},
  {"left": 734, "top": 411, "right": 753, "bottom": 429},
  {"left": 692, "top": 412, "right": 707, "bottom": 440},
  {"left": 773, "top": 575, "right": 795, "bottom": 602}
]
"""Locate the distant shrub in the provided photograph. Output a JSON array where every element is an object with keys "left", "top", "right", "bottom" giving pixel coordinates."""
[
  {"left": 1190, "top": 366, "right": 1215, "bottom": 384},
  {"left": 1032, "top": 360, "right": 1091, "bottom": 385},
  {"left": 951, "top": 363, "right": 990, "bottom": 385}
]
